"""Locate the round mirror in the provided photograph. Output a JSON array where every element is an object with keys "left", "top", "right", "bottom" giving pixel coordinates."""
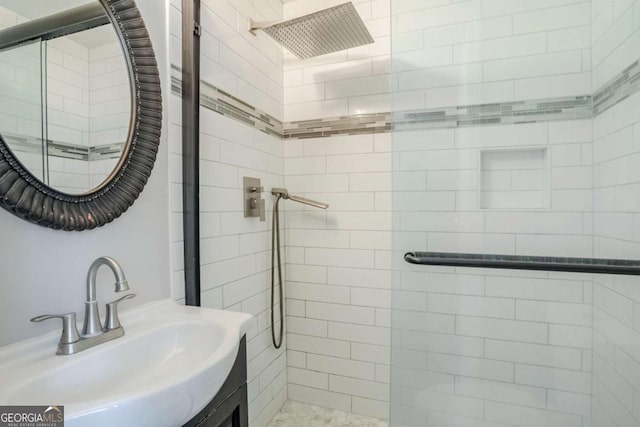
[
  {"left": 0, "top": 0, "right": 162, "bottom": 230},
  {"left": 0, "top": 0, "right": 131, "bottom": 194}
]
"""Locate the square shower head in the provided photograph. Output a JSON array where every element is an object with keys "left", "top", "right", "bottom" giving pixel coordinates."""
[{"left": 257, "top": 2, "right": 374, "bottom": 59}]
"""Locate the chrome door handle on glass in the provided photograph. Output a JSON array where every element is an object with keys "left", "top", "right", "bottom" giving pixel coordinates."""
[{"left": 30, "top": 257, "right": 135, "bottom": 355}]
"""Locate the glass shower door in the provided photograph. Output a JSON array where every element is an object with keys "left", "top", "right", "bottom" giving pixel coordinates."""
[
  {"left": 0, "top": 39, "right": 45, "bottom": 181},
  {"left": 390, "top": 1, "right": 640, "bottom": 426}
]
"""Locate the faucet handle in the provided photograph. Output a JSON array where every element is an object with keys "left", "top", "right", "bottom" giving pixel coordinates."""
[
  {"left": 31, "top": 313, "right": 80, "bottom": 344},
  {"left": 104, "top": 293, "right": 136, "bottom": 330}
]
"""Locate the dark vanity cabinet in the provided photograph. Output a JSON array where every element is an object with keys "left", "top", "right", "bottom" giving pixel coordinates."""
[{"left": 184, "top": 337, "right": 248, "bottom": 427}]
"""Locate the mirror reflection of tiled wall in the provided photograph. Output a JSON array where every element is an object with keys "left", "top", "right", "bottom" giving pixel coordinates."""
[{"left": 0, "top": 5, "right": 128, "bottom": 193}]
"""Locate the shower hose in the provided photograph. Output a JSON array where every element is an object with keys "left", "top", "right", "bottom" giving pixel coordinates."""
[{"left": 271, "top": 194, "right": 284, "bottom": 349}]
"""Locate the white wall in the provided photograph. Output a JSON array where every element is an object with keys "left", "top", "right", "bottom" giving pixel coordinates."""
[
  {"left": 0, "top": 9, "right": 49, "bottom": 183},
  {"left": 394, "top": 0, "right": 591, "bottom": 107},
  {"left": 282, "top": 0, "right": 393, "bottom": 420},
  {"left": 0, "top": 6, "right": 50, "bottom": 149},
  {"left": 283, "top": 0, "right": 390, "bottom": 121},
  {"left": 168, "top": 1, "right": 287, "bottom": 426},
  {"left": 280, "top": 0, "right": 599, "bottom": 423},
  {"left": 283, "top": 0, "right": 593, "bottom": 123},
  {"left": 387, "top": 1, "right": 596, "bottom": 425},
  {"left": 0, "top": 0, "right": 171, "bottom": 347},
  {"left": 283, "top": 132, "right": 393, "bottom": 419},
  {"left": 88, "top": 39, "right": 131, "bottom": 189},
  {"left": 46, "top": 37, "right": 90, "bottom": 151},
  {"left": 591, "top": 0, "right": 640, "bottom": 91},
  {"left": 89, "top": 41, "right": 130, "bottom": 148},
  {"left": 48, "top": 34, "right": 131, "bottom": 193},
  {"left": 0, "top": 8, "right": 132, "bottom": 193},
  {"left": 223, "top": 0, "right": 640, "bottom": 424},
  {"left": 392, "top": 122, "right": 594, "bottom": 426},
  {"left": 591, "top": 0, "right": 640, "bottom": 424},
  {"left": 46, "top": 36, "right": 92, "bottom": 193}
]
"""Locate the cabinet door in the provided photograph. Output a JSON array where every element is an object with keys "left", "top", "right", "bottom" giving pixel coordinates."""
[{"left": 195, "top": 385, "right": 247, "bottom": 427}]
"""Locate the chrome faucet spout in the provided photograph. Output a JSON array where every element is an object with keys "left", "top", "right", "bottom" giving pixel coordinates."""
[
  {"left": 83, "top": 257, "right": 129, "bottom": 336},
  {"left": 86, "top": 256, "right": 129, "bottom": 301}
]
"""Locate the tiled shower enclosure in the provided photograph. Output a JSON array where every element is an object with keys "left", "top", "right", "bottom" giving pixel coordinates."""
[{"left": 167, "top": 0, "right": 640, "bottom": 425}]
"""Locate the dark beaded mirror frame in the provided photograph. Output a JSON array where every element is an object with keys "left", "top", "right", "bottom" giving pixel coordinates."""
[{"left": 0, "top": 0, "right": 161, "bottom": 231}]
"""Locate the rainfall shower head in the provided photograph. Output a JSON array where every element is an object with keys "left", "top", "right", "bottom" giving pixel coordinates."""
[
  {"left": 250, "top": 2, "right": 374, "bottom": 59},
  {"left": 272, "top": 188, "right": 329, "bottom": 209}
]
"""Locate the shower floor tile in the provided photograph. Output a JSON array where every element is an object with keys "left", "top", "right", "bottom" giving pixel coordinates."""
[{"left": 267, "top": 401, "right": 388, "bottom": 427}]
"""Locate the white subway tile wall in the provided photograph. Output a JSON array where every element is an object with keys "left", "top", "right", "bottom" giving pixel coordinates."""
[
  {"left": 87, "top": 36, "right": 131, "bottom": 188},
  {"left": 283, "top": 120, "right": 598, "bottom": 422},
  {"left": 387, "top": 1, "right": 640, "bottom": 426},
  {"left": 592, "top": 0, "right": 640, "bottom": 424},
  {"left": 283, "top": 0, "right": 391, "bottom": 122},
  {"left": 0, "top": 16, "right": 87, "bottom": 192},
  {"left": 285, "top": 0, "right": 590, "bottom": 424},
  {"left": 392, "top": 117, "right": 595, "bottom": 422},
  {"left": 283, "top": 0, "right": 594, "bottom": 123},
  {"left": 45, "top": 36, "right": 90, "bottom": 168},
  {"left": 166, "top": 0, "right": 640, "bottom": 425},
  {"left": 49, "top": 32, "right": 129, "bottom": 192},
  {"left": 283, "top": 130, "right": 393, "bottom": 418},
  {"left": 388, "top": 1, "right": 596, "bottom": 424},
  {"left": 0, "top": 7, "right": 44, "bottom": 178},
  {"left": 169, "top": 1, "right": 287, "bottom": 426},
  {"left": 282, "top": 1, "right": 392, "bottom": 417}
]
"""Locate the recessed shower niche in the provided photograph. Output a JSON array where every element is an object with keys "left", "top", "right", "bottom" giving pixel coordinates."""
[{"left": 480, "top": 147, "right": 549, "bottom": 210}]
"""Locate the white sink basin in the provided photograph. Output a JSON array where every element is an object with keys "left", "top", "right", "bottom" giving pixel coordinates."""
[{"left": 0, "top": 299, "right": 252, "bottom": 427}]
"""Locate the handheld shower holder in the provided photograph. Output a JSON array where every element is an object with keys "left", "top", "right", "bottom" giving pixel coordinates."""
[{"left": 271, "top": 188, "right": 289, "bottom": 199}]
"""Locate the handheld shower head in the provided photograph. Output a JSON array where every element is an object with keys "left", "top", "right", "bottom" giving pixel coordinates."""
[
  {"left": 287, "top": 194, "right": 329, "bottom": 210},
  {"left": 269, "top": 187, "right": 328, "bottom": 349},
  {"left": 271, "top": 188, "right": 329, "bottom": 209}
]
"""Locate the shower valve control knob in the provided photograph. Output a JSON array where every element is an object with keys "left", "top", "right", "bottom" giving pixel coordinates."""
[{"left": 243, "top": 177, "right": 266, "bottom": 222}]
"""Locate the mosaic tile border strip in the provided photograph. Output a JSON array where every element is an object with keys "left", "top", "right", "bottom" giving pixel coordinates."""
[
  {"left": 88, "top": 142, "right": 125, "bottom": 161},
  {"left": 284, "top": 96, "right": 592, "bottom": 139},
  {"left": 394, "top": 96, "right": 592, "bottom": 132},
  {"left": 4, "top": 132, "right": 125, "bottom": 162},
  {"left": 284, "top": 113, "right": 391, "bottom": 139},
  {"left": 594, "top": 59, "right": 640, "bottom": 116},
  {"left": 171, "top": 65, "right": 283, "bottom": 138},
  {"left": 171, "top": 59, "right": 640, "bottom": 140}
]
